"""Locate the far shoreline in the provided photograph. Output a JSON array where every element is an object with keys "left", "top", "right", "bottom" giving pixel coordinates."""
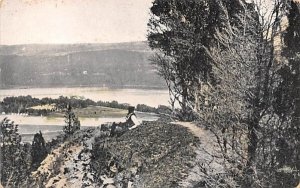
[{"left": 0, "top": 85, "right": 168, "bottom": 90}]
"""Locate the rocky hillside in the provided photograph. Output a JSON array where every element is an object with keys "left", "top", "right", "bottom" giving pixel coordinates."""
[{"left": 29, "top": 120, "right": 201, "bottom": 188}]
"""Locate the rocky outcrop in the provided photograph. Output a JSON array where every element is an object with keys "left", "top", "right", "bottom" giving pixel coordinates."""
[
  {"left": 30, "top": 120, "right": 200, "bottom": 187},
  {"left": 31, "top": 128, "right": 101, "bottom": 188}
]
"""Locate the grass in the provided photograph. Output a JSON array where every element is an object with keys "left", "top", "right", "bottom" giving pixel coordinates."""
[
  {"left": 91, "top": 120, "right": 199, "bottom": 188},
  {"left": 29, "top": 104, "right": 56, "bottom": 110},
  {"left": 49, "top": 105, "right": 127, "bottom": 118}
]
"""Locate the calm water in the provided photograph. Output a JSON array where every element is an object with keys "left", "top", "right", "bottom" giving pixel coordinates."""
[
  {"left": 0, "top": 87, "right": 169, "bottom": 107},
  {"left": 0, "top": 112, "right": 159, "bottom": 143},
  {"left": 0, "top": 87, "right": 166, "bottom": 142}
]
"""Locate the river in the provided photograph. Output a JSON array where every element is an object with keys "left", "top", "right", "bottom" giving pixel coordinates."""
[
  {"left": 0, "top": 111, "right": 159, "bottom": 143},
  {"left": 0, "top": 87, "right": 169, "bottom": 142},
  {"left": 0, "top": 87, "right": 169, "bottom": 107}
]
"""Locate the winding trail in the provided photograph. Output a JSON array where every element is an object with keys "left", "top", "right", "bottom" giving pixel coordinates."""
[
  {"left": 171, "top": 121, "right": 220, "bottom": 154},
  {"left": 171, "top": 121, "right": 203, "bottom": 138},
  {"left": 172, "top": 121, "right": 224, "bottom": 187}
]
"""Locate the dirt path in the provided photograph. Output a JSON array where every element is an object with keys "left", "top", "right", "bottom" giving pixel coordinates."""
[
  {"left": 171, "top": 121, "right": 203, "bottom": 138},
  {"left": 172, "top": 121, "right": 224, "bottom": 187},
  {"left": 171, "top": 121, "right": 219, "bottom": 153}
]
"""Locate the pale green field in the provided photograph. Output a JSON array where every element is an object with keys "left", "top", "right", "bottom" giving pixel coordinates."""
[
  {"left": 29, "top": 104, "right": 56, "bottom": 110},
  {"left": 50, "top": 106, "right": 127, "bottom": 118}
]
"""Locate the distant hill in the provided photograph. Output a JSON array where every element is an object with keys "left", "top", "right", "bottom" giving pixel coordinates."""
[{"left": 0, "top": 42, "right": 165, "bottom": 89}]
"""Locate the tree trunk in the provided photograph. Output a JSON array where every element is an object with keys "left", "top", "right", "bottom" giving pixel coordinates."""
[
  {"left": 292, "top": 63, "right": 300, "bottom": 129},
  {"left": 193, "top": 84, "right": 200, "bottom": 112},
  {"left": 182, "top": 84, "right": 188, "bottom": 116},
  {"left": 247, "top": 120, "right": 259, "bottom": 168},
  {"left": 244, "top": 110, "right": 260, "bottom": 187}
]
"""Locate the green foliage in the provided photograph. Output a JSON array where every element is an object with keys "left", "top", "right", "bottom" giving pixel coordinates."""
[
  {"left": 63, "top": 105, "right": 81, "bottom": 135},
  {"left": 149, "top": 0, "right": 299, "bottom": 187},
  {"left": 0, "top": 118, "right": 31, "bottom": 187},
  {"left": 149, "top": 0, "right": 205, "bottom": 112},
  {"left": 1, "top": 95, "right": 171, "bottom": 119},
  {"left": 136, "top": 104, "right": 172, "bottom": 114},
  {"left": 136, "top": 104, "right": 157, "bottom": 113},
  {"left": 274, "top": 1, "right": 300, "bottom": 186},
  {"left": 0, "top": 95, "right": 96, "bottom": 115},
  {"left": 148, "top": 0, "right": 246, "bottom": 116},
  {"left": 31, "top": 131, "right": 48, "bottom": 170},
  {"left": 96, "top": 100, "right": 129, "bottom": 110},
  {"left": 91, "top": 121, "right": 197, "bottom": 187},
  {"left": 1, "top": 95, "right": 40, "bottom": 113}
]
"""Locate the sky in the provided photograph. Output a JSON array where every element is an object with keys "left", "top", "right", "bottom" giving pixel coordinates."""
[{"left": 0, "top": 0, "right": 153, "bottom": 45}]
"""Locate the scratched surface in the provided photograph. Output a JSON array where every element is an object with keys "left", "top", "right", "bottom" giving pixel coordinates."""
[{"left": 0, "top": 0, "right": 152, "bottom": 45}]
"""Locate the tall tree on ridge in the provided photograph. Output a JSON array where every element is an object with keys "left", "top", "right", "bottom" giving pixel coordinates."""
[
  {"left": 63, "top": 104, "right": 80, "bottom": 136},
  {"left": 148, "top": 0, "right": 246, "bottom": 117},
  {"left": 274, "top": 1, "right": 300, "bottom": 186},
  {"left": 31, "top": 131, "right": 48, "bottom": 170}
]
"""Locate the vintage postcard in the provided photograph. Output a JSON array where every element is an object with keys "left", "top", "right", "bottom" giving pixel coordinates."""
[{"left": 0, "top": 0, "right": 299, "bottom": 187}]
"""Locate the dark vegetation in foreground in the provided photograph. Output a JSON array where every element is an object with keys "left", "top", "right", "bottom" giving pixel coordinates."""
[
  {"left": 1, "top": 104, "right": 82, "bottom": 187},
  {"left": 0, "top": 117, "right": 65, "bottom": 187},
  {"left": 1, "top": 114, "right": 198, "bottom": 187},
  {"left": 92, "top": 120, "right": 198, "bottom": 187}
]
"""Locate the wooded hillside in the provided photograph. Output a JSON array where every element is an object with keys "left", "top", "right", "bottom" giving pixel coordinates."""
[{"left": 0, "top": 42, "right": 165, "bottom": 89}]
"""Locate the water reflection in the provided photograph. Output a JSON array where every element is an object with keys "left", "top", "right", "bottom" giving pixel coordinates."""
[
  {"left": 0, "top": 112, "right": 159, "bottom": 143},
  {"left": 0, "top": 87, "right": 169, "bottom": 107},
  {"left": 0, "top": 87, "right": 166, "bottom": 142}
]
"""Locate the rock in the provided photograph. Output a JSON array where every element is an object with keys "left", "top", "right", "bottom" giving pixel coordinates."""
[
  {"left": 64, "top": 167, "right": 69, "bottom": 174},
  {"left": 100, "top": 175, "right": 115, "bottom": 185}
]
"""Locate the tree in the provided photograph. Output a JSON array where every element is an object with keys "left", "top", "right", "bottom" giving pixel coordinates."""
[
  {"left": 0, "top": 118, "right": 30, "bottom": 187},
  {"left": 31, "top": 131, "right": 48, "bottom": 169},
  {"left": 63, "top": 104, "right": 80, "bottom": 135},
  {"left": 196, "top": 1, "right": 293, "bottom": 186},
  {"left": 149, "top": 0, "right": 297, "bottom": 187},
  {"left": 148, "top": 0, "right": 251, "bottom": 118},
  {"left": 148, "top": 0, "right": 222, "bottom": 116},
  {"left": 274, "top": 1, "right": 300, "bottom": 186}
]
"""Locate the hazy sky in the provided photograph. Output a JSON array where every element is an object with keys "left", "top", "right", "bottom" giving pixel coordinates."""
[{"left": 0, "top": 0, "right": 153, "bottom": 45}]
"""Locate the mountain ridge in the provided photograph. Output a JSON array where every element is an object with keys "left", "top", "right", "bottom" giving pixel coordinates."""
[
  {"left": 0, "top": 41, "right": 152, "bottom": 56},
  {"left": 0, "top": 42, "right": 165, "bottom": 89}
]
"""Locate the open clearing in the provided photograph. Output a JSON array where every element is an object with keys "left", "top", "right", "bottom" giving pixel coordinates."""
[{"left": 49, "top": 106, "right": 128, "bottom": 118}]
